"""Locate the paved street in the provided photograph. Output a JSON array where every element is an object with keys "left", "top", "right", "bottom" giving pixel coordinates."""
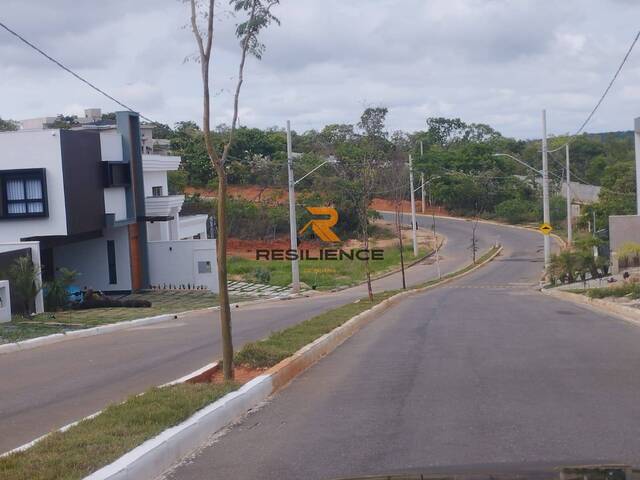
[
  {"left": 0, "top": 214, "right": 495, "bottom": 453},
  {"left": 166, "top": 224, "right": 640, "bottom": 480}
]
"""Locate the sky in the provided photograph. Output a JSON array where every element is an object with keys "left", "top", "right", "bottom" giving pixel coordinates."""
[{"left": 1, "top": 0, "right": 639, "bottom": 139}]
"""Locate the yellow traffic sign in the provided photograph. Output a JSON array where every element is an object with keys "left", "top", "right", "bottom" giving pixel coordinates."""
[{"left": 539, "top": 223, "right": 553, "bottom": 235}]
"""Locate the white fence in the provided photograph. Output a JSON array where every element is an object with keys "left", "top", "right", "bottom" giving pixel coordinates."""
[{"left": 147, "top": 239, "right": 218, "bottom": 292}]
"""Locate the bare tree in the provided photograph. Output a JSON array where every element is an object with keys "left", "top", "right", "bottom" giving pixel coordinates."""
[
  {"left": 189, "top": 0, "right": 279, "bottom": 380},
  {"left": 357, "top": 107, "right": 389, "bottom": 301},
  {"left": 387, "top": 152, "right": 409, "bottom": 289},
  {"left": 431, "top": 211, "right": 442, "bottom": 279},
  {"left": 469, "top": 205, "right": 482, "bottom": 264}
]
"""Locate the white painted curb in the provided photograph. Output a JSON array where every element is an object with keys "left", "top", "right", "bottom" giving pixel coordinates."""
[
  {"left": 84, "top": 375, "right": 273, "bottom": 480},
  {"left": 82, "top": 245, "right": 503, "bottom": 480},
  {"left": 0, "top": 296, "right": 292, "bottom": 357},
  {"left": 0, "top": 361, "right": 220, "bottom": 458},
  {"left": 542, "top": 287, "right": 640, "bottom": 327}
]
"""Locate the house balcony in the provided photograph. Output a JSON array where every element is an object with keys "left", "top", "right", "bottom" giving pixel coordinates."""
[
  {"left": 142, "top": 154, "right": 181, "bottom": 172},
  {"left": 145, "top": 194, "right": 185, "bottom": 219}
]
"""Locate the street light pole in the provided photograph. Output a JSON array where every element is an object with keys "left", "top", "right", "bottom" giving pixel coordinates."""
[
  {"left": 421, "top": 172, "right": 426, "bottom": 213},
  {"left": 286, "top": 121, "right": 300, "bottom": 293},
  {"left": 541, "top": 110, "right": 551, "bottom": 271},
  {"left": 565, "top": 143, "right": 572, "bottom": 246},
  {"left": 409, "top": 154, "right": 418, "bottom": 256}
]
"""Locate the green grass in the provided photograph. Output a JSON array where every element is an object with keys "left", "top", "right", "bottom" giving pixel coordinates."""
[
  {"left": 228, "top": 244, "right": 429, "bottom": 290},
  {"left": 0, "top": 291, "right": 247, "bottom": 344},
  {"left": 583, "top": 283, "right": 640, "bottom": 299},
  {"left": 0, "top": 382, "right": 238, "bottom": 480}
]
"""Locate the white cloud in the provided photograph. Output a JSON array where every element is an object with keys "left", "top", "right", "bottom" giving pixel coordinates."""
[{"left": 1, "top": 0, "right": 639, "bottom": 138}]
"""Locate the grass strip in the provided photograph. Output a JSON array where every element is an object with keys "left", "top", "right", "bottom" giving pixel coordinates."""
[
  {"left": 0, "top": 291, "right": 249, "bottom": 344},
  {"left": 236, "top": 246, "right": 499, "bottom": 369},
  {"left": 235, "top": 290, "right": 399, "bottom": 368},
  {"left": 583, "top": 282, "right": 640, "bottom": 299},
  {"left": 0, "top": 383, "right": 237, "bottom": 480}
]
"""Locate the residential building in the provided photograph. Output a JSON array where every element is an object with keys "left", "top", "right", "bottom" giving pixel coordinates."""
[
  {"left": 608, "top": 116, "right": 640, "bottom": 273},
  {"left": 0, "top": 109, "right": 217, "bottom": 314}
]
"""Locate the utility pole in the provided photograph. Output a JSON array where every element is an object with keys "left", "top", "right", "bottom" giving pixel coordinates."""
[
  {"left": 409, "top": 154, "right": 418, "bottom": 256},
  {"left": 592, "top": 211, "right": 598, "bottom": 258},
  {"left": 541, "top": 110, "right": 551, "bottom": 271},
  {"left": 421, "top": 172, "right": 426, "bottom": 213},
  {"left": 432, "top": 212, "right": 442, "bottom": 279},
  {"left": 286, "top": 121, "right": 300, "bottom": 293},
  {"left": 635, "top": 117, "right": 640, "bottom": 214},
  {"left": 565, "top": 143, "right": 573, "bottom": 246}
]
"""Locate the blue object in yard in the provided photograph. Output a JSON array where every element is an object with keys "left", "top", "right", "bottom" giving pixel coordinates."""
[{"left": 66, "top": 286, "right": 84, "bottom": 304}]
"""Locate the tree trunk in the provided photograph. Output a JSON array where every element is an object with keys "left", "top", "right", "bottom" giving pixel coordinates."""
[
  {"left": 363, "top": 191, "right": 373, "bottom": 302},
  {"left": 216, "top": 171, "right": 234, "bottom": 380}
]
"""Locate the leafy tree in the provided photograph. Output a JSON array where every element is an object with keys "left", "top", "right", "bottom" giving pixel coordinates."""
[
  {"left": 0, "top": 117, "right": 18, "bottom": 131},
  {"left": 495, "top": 198, "right": 537, "bottom": 224},
  {"left": 47, "top": 114, "right": 79, "bottom": 129},
  {"left": 170, "top": 122, "right": 213, "bottom": 187},
  {"left": 152, "top": 122, "right": 173, "bottom": 139}
]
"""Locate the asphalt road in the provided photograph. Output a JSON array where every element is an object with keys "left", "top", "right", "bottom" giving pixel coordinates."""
[
  {"left": 166, "top": 223, "right": 640, "bottom": 480},
  {"left": 0, "top": 213, "right": 497, "bottom": 454}
]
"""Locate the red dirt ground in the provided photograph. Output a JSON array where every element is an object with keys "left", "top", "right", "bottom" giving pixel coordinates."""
[
  {"left": 185, "top": 185, "right": 288, "bottom": 204},
  {"left": 228, "top": 237, "right": 323, "bottom": 258},
  {"left": 207, "top": 365, "right": 267, "bottom": 384},
  {"left": 186, "top": 184, "right": 450, "bottom": 256},
  {"left": 185, "top": 184, "right": 451, "bottom": 217},
  {"left": 371, "top": 197, "right": 451, "bottom": 217}
]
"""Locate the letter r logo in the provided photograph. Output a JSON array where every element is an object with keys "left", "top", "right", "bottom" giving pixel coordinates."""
[{"left": 299, "top": 207, "right": 341, "bottom": 242}]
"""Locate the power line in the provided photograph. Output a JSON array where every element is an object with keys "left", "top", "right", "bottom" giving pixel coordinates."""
[
  {"left": 547, "top": 29, "right": 640, "bottom": 156},
  {"left": 0, "top": 20, "right": 157, "bottom": 124},
  {"left": 571, "top": 30, "right": 640, "bottom": 139}
]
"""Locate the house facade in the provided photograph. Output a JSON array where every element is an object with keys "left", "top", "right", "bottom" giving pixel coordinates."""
[{"left": 0, "top": 109, "right": 217, "bottom": 314}]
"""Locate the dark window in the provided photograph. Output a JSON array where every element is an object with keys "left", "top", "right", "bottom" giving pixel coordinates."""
[
  {"left": 107, "top": 240, "right": 117, "bottom": 285},
  {"left": 103, "top": 162, "right": 131, "bottom": 188},
  {"left": 197, "top": 261, "right": 212, "bottom": 274},
  {"left": 0, "top": 169, "right": 48, "bottom": 219},
  {"left": 152, "top": 186, "right": 163, "bottom": 197}
]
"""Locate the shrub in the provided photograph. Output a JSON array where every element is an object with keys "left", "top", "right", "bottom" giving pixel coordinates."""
[
  {"left": 495, "top": 198, "right": 537, "bottom": 224},
  {"left": 6, "top": 256, "right": 42, "bottom": 315},
  {"left": 586, "top": 283, "right": 640, "bottom": 299},
  {"left": 618, "top": 242, "right": 640, "bottom": 268},
  {"left": 72, "top": 298, "right": 151, "bottom": 310},
  {"left": 44, "top": 267, "right": 79, "bottom": 311},
  {"left": 254, "top": 266, "right": 271, "bottom": 284}
]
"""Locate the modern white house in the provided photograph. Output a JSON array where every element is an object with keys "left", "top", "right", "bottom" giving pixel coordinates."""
[{"left": 0, "top": 109, "right": 217, "bottom": 314}]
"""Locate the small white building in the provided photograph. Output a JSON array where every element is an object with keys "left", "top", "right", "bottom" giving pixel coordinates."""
[{"left": 0, "top": 109, "right": 217, "bottom": 314}]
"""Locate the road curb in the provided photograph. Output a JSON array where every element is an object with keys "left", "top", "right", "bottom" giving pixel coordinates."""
[
  {"left": 0, "top": 296, "right": 295, "bottom": 357},
  {"left": 82, "top": 245, "right": 502, "bottom": 480},
  {"left": 0, "top": 361, "right": 220, "bottom": 458},
  {"left": 542, "top": 287, "right": 640, "bottom": 327}
]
